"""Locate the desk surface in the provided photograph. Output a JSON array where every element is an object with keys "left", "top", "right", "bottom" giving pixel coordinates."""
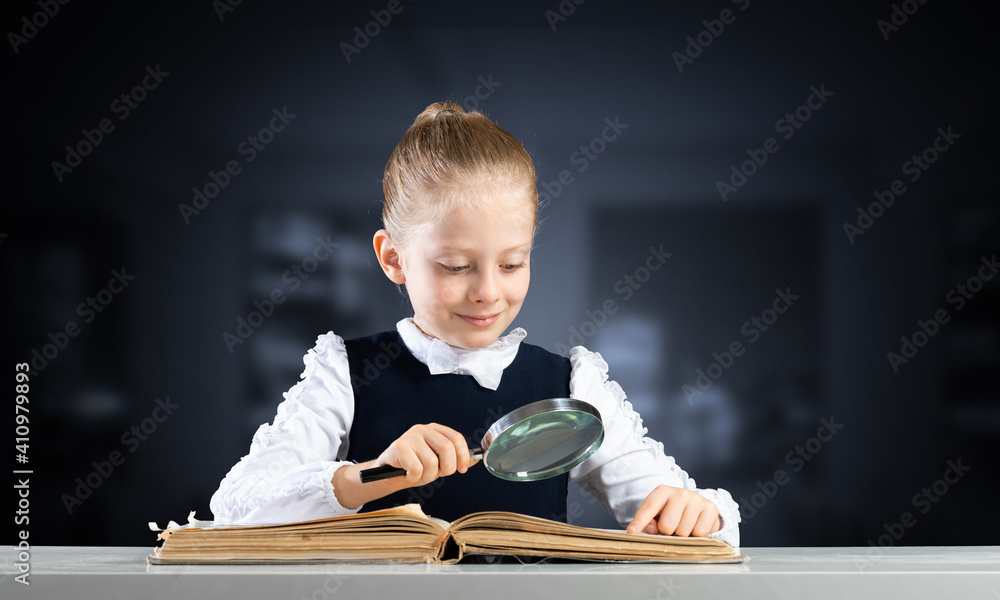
[{"left": 3, "top": 545, "right": 999, "bottom": 599}]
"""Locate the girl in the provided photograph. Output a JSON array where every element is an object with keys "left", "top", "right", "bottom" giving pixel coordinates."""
[{"left": 210, "top": 102, "right": 741, "bottom": 548}]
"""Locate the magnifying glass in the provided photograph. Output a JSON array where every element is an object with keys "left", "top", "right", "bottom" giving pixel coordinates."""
[{"left": 359, "top": 398, "right": 604, "bottom": 483}]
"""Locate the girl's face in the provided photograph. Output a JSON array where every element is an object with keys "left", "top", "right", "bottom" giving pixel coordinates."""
[{"left": 395, "top": 193, "right": 535, "bottom": 349}]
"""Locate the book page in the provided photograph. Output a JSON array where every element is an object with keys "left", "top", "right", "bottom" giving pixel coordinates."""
[
  {"left": 152, "top": 504, "right": 450, "bottom": 564},
  {"left": 450, "top": 511, "right": 730, "bottom": 548},
  {"left": 446, "top": 511, "right": 743, "bottom": 563}
]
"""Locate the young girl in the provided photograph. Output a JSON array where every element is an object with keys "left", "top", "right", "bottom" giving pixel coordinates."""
[{"left": 210, "top": 102, "right": 741, "bottom": 548}]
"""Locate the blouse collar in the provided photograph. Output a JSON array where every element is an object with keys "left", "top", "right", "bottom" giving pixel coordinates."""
[{"left": 396, "top": 318, "right": 526, "bottom": 391}]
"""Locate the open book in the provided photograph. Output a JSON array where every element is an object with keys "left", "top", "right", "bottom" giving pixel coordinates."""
[{"left": 149, "top": 504, "right": 745, "bottom": 564}]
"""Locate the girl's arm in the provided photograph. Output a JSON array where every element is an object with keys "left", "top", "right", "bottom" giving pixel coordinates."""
[
  {"left": 210, "top": 332, "right": 475, "bottom": 523},
  {"left": 566, "top": 346, "right": 742, "bottom": 549},
  {"left": 209, "top": 332, "right": 359, "bottom": 525}
]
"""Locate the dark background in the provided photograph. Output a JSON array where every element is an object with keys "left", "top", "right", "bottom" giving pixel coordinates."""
[{"left": 3, "top": 0, "right": 997, "bottom": 548}]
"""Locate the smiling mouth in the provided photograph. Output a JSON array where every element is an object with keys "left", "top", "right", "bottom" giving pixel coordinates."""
[{"left": 458, "top": 312, "right": 502, "bottom": 327}]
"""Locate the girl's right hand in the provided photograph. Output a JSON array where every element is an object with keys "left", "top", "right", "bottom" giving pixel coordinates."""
[{"left": 376, "top": 423, "right": 476, "bottom": 486}]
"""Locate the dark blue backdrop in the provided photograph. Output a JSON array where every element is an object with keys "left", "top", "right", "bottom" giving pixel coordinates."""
[{"left": 3, "top": 0, "right": 997, "bottom": 548}]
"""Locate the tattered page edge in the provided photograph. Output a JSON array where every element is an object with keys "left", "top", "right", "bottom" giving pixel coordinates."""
[
  {"left": 148, "top": 504, "right": 441, "bottom": 561},
  {"left": 150, "top": 503, "right": 434, "bottom": 534}
]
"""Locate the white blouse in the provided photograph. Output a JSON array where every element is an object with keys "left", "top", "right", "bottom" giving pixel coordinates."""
[{"left": 210, "top": 319, "right": 741, "bottom": 548}]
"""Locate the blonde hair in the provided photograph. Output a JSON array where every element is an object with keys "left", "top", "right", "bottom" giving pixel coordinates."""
[{"left": 382, "top": 102, "right": 537, "bottom": 247}]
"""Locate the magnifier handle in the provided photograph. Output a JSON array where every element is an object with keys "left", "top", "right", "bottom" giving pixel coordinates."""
[
  {"left": 358, "top": 464, "right": 407, "bottom": 483},
  {"left": 359, "top": 448, "right": 484, "bottom": 484}
]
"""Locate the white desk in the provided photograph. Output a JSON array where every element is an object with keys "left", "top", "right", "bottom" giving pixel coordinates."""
[{"left": 3, "top": 546, "right": 999, "bottom": 599}]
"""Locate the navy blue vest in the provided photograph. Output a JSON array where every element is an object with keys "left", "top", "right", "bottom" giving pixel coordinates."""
[{"left": 345, "top": 331, "right": 571, "bottom": 523}]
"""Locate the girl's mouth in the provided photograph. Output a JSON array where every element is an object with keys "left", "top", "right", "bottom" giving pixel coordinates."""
[{"left": 458, "top": 312, "right": 501, "bottom": 327}]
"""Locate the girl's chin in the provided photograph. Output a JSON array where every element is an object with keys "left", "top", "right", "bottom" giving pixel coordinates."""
[
  {"left": 415, "top": 315, "right": 516, "bottom": 349},
  {"left": 443, "top": 334, "right": 498, "bottom": 350},
  {"left": 442, "top": 326, "right": 507, "bottom": 349}
]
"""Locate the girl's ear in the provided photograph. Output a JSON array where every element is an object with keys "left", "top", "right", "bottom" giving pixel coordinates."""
[{"left": 373, "top": 229, "right": 406, "bottom": 284}]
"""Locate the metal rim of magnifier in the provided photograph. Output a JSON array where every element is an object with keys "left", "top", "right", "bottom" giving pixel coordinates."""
[{"left": 480, "top": 398, "right": 604, "bottom": 481}]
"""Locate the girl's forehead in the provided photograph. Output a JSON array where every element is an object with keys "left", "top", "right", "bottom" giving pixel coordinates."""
[
  {"left": 416, "top": 203, "right": 535, "bottom": 252},
  {"left": 429, "top": 182, "right": 535, "bottom": 212}
]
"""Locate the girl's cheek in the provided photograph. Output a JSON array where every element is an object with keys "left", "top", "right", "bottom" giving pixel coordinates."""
[
  {"left": 430, "top": 293, "right": 452, "bottom": 313},
  {"left": 506, "top": 274, "right": 530, "bottom": 300},
  {"left": 433, "top": 281, "right": 461, "bottom": 308}
]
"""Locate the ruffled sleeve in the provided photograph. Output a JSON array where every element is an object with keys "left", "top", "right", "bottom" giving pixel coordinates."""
[
  {"left": 567, "top": 346, "right": 741, "bottom": 549},
  {"left": 209, "top": 332, "right": 360, "bottom": 525}
]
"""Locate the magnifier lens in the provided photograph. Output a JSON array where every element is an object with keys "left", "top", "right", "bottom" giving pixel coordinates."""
[{"left": 484, "top": 409, "right": 603, "bottom": 481}]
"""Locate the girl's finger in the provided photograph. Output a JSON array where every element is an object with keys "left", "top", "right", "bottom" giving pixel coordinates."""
[
  {"left": 692, "top": 508, "right": 720, "bottom": 538},
  {"left": 626, "top": 486, "right": 669, "bottom": 533},
  {"left": 394, "top": 445, "right": 424, "bottom": 483},
  {"left": 430, "top": 424, "right": 472, "bottom": 474},
  {"left": 673, "top": 504, "right": 699, "bottom": 537},
  {"left": 656, "top": 494, "right": 686, "bottom": 535},
  {"left": 422, "top": 431, "right": 457, "bottom": 477},
  {"left": 411, "top": 435, "right": 446, "bottom": 480}
]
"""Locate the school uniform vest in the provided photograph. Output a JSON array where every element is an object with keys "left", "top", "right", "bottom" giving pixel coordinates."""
[{"left": 345, "top": 331, "right": 571, "bottom": 523}]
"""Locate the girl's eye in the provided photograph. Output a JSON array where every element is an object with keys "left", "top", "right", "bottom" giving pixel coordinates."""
[{"left": 439, "top": 262, "right": 525, "bottom": 273}]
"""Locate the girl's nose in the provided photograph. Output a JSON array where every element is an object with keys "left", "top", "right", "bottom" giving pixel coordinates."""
[{"left": 469, "top": 269, "right": 500, "bottom": 304}]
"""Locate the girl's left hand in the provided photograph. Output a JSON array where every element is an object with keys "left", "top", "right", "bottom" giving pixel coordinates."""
[{"left": 626, "top": 485, "right": 721, "bottom": 537}]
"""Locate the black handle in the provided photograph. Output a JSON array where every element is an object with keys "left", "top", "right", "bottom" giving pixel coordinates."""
[{"left": 359, "top": 464, "right": 407, "bottom": 483}]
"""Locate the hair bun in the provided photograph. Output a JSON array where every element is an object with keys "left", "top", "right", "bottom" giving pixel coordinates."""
[{"left": 414, "top": 101, "right": 467, "bottom": 124}]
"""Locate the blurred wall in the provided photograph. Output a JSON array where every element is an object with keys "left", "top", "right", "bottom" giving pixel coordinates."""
[{"left": 3, "top": 0, "right": 997, "bottom": 547}]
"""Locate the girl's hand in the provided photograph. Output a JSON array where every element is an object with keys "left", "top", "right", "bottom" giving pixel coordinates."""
[
  {"left": 626, "top": 485, "right": 721, "bottom": 537},
  {"left": 377, "top": 423, "right": 476, "bottom": 486},
  {"left": 331, "top": 423, "right": 476, "bottom": 509}
]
